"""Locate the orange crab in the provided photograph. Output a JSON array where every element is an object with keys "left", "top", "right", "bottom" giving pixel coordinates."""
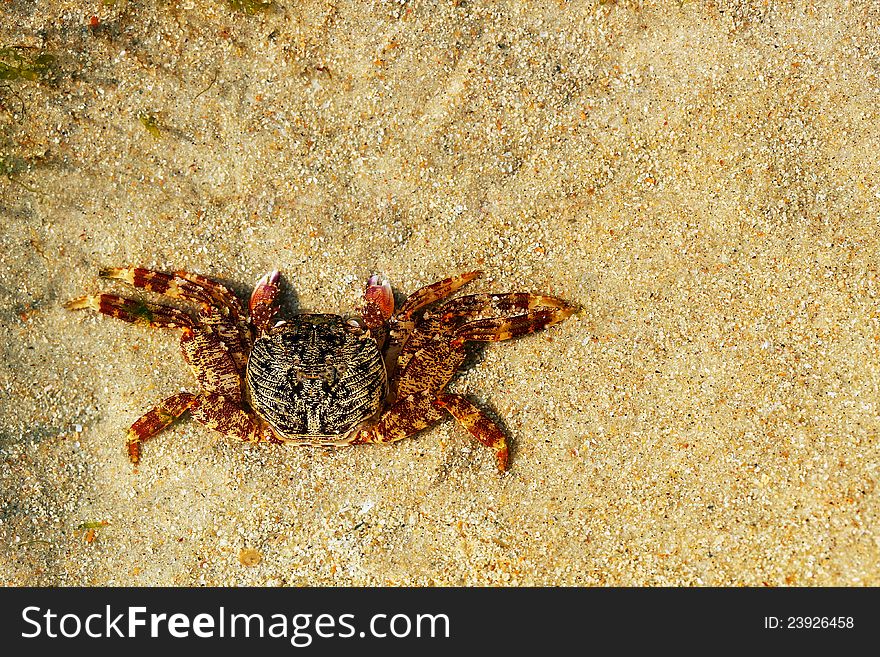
[{"left": 66, "top": 267, "right": 574, "bottom": 471}]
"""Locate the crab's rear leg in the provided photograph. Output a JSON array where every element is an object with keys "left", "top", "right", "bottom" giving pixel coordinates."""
[
  {"left": 122, "top": 329, "right": 262, "bottom": 463},
  {"left": 352, "top": 390, "right": 508, "bottom": 472},
  {"left": 353, "top": 390, "right": 442, "bottom": 443},
  {"left": 189, "top": 392, "right": 262, "bottom": 445},
  {"left": 126, "top": 392, "right": 198, "bottom": 464},
  {"left": 435, "top": 393, "right": 509, "bottom": 471},
  {"left": 178, "top": 328, "right": 269, "bottom": 445},
  {"left": 67, "top": 292, "right": 263, "bottom": 461},
  {"left": 125, "top": 388, "right": 264, "bottom": 464}
]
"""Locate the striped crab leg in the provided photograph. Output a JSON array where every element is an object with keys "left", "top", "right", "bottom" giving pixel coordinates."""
[
  {"left": 351, "top": 390, "right": 509, "bottom": 472},
  {"left": 100, "top": 266, "right": 251, "bottom": 370},
  {"left": 379, "top": 270, "right": 482, "bottom": 378},
  {"left": 435, "top": 393, "right": 508, "bottom": 471},
  {"left": 449, "top": 294, "right": 575, "bottom": 346},
  {"left": 64, "top": 294, "right": 194, "bottom": 329},
  {"left": 100, "top": 266, "right": 243, "bottom": 319},
  {"left": 396, "top": 270, "right": 483, "bottom": 320},
  {"left": 125, "top": 392, "right": 198, "bottom": 464},
  {"left": 66, "top": 289, "right": 262, "bottom": 462}
]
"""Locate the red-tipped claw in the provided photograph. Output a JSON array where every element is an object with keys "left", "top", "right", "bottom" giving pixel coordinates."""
[
  {"left": 362, "top": 275, "right": 394, "bottom": 330},
  {"left": 250, "top": 270, "right": 281, "bottom": 331}
]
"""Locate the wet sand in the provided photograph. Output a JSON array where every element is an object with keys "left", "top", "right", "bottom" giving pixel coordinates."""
[{"left": 1, "top": 1, "right": 877, "bottom": 585}]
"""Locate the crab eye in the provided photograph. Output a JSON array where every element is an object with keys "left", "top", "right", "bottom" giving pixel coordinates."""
[{"left": 343, "top": 316, "right": 367, "bottom": 334}]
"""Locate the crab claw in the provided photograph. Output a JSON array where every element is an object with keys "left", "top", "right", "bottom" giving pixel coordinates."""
[
  {"left": 250, "top": 270, "right": 280, "bottom": 311},
  {"left": 362, "top": 275, "right": 394, "bottom": 330},
  {"left": 250, "top": 270, "right": 281, "bottom": 331}
]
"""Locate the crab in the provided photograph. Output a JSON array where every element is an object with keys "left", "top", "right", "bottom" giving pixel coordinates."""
[{"left": 65, "top": 267, "right": 574, "bottom": 471}]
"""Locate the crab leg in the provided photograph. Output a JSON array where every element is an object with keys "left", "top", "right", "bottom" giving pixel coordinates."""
[
  {"left": 126, "top": 392, "right": 198, "bottom": 463},
  {"left": 435, "top": 393, "right": 509, "bottom": 471},
  {"left": 174, "top": 327, "right": 268, "bottom": 449},
  {"left": 197, "top": 303, "right": 251, "bottom": 372},
  {"left": 127, "top": 389, "right": 264, "bottom": 464},
  {"left": 86, "top": 268, "right": 251, "bottom": 371},
  {"left": 173, "top": 270, "right": 244, "bottom": 318},
  {"left": 397, "top": 270, "right": 482, "bottom": 319},
  {"left": 67, "top": 289, "right": 260, "bottom": 461},
  {"left": 189, "top": 391, "right": 261, "bottom": 444},
  {"left": 449, "top": 295, "right": 575, "bottom": 345},
  {"left": 128, "top": 327, "right": 259, "bottom": 462},
  {"left": 67, "top": 294, "right": 244, "bottom": 398},
  {"left": 398, "top": 271, "right": 483, "bottom": 320},
  {"left": 393, "top": 297, "right": 572, "bottom": 399},
  {"left": 379, "top": 271, "right": 482, "bottom": 379},
  {"left": 352, "top": 390, "right": 443, "bottom": 447},
  {"left": 65, "top": 294, "right": 194, "bottom": 329},
  {"left": 169, "top": 270, "right": 251, "bottom": 363},
  {"left": 394, "top": 340, "right": 466, "bottom": 400},
  {"left": 429, "top": 292, "right": 569, "bottom": 327},
  {"left": 132, "top": 323, "right": 260, "bottom": 458},
  {"left": 393, "top": 293, "right": 573, "bottom": 377},
  {"left": 100, "top": 267, "right": 244, "bottom": 319},
  {"left": 352, "top": 390, "right": 508, "bottom": 471},
  {"left": 180, "top": 328, "right": 243, "bottom": 400}
]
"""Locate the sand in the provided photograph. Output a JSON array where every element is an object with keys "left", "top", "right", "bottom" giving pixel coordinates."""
[{"left": 0, "top": 0, "right": 877, "bottom": 586}]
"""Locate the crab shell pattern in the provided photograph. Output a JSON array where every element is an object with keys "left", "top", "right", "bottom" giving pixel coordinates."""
[
  {"left": 66, "top": 267, "right": 574, "bottom": 472},
  {"left": 246, "top": 313, "right": 387, "bottom": 440}
]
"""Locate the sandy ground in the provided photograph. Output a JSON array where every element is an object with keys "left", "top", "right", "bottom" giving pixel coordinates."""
[{"left": 1, "top": 0, "right": 878, "bottom": 586}]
